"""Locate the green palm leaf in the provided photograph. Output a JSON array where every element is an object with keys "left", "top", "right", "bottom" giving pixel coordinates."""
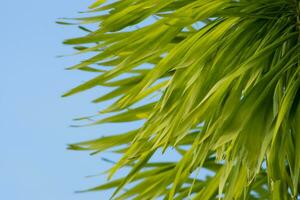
[{"left": 62, "top": 0, "right": 300, "bottom": 199}]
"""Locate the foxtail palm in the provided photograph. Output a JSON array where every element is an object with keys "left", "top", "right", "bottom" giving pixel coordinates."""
[{"left": 62, "top": 0, "right": 300, "bottom": 199}]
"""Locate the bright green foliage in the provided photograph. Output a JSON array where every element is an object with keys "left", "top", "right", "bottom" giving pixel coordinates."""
[{"left": 62, "top": 0, "right": 300, "bottom": 199}]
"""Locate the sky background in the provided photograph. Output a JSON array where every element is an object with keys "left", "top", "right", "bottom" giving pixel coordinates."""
[{"left": 0, "top": 0, "right": 129, "bottom": 199}]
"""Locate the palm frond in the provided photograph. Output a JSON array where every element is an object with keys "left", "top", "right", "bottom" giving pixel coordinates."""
[{"left": 62, "top": 0, "right": 300, "bottom": 199}]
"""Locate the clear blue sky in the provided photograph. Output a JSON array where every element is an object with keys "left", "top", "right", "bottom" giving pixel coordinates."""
[{"left": 0, "top": 0, "right": 130, "bottom": 199}]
